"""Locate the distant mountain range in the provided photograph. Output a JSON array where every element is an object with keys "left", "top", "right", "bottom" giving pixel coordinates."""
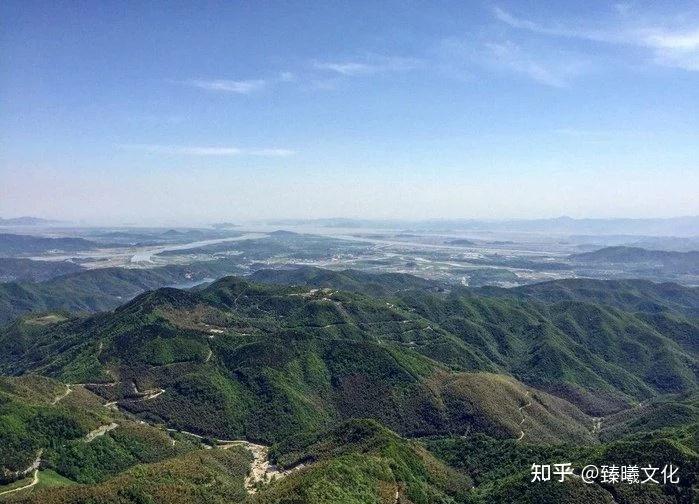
[
  {"left": 571, "top": 246, "right": 699, "bottom": 275},
  {"left": 0, "top": 259, "right": 246, "bottom": 325},
  {"left": 0, "top": 216, "right": 60, "bottom": 226},
  {"left": 0, "top": 233, "right": 98, "bottom": 255},
  {"left": 0, "top": 258, "right": 84, "bottom": 283},
  {"left": 211, "top": 221, "right": 240, "bottom": 229},
  {"left": 257, "top": 266, "right": 699, "bottom": 319},
  {"left": 266, "top": 216, "right": 699, "bottom": 236}
]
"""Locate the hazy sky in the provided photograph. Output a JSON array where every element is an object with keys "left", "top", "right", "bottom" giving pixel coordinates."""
[{"left": 1, "top": 1, "right": 698, "bottom": 224}]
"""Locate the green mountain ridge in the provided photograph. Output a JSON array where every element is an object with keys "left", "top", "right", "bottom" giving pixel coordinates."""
[
  {"left": 1, "top": 273, "right": 695, "bottom": 434},
  {"left": 0, "top": 234, "right": 98, "bottom": 256},
  {"left": 0, "top": 269, "right": 697, "bottom": 503},
  {"left": 571, "top": 245, "right": 699, "bottom": 267},
  {"left": 0, "top": 260, "right": 248, "bottom": 325},
  {"left": 0, "top": 259, "right": 84, "bottom": 283}
]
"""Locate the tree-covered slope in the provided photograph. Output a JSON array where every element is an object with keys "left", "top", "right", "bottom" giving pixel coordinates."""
[
  {"left": 250, "top": 266, "right": 444, "bottom": 297},
  {"left": 0, "top": 234, "right": 98, "bottom": 256},
  {"left": 394, "top": 287, "right": 698, "bottom": 414},
  {"left": 0, "top": 259, "right": 246, "bottom": 325},
  {"left": 0, "top": 269, "right": 697, "bottom": 503},
  {"left": 0, "top": 375, "right": 201, "bottom": 489},
  {"left": 426, "top": 423, "right": 697, "bottom": 504},
  {"left": 0, "top": 277, "right": 604, "bottom": 445},
  {"left": 480, "top": 278, "right": 699, "bottom": 319},
  {"left": 1, "top": 274, "right": 695, "bottom": 442},
  {"left": 570, "top": 246, "right": 699, "bottom": 275},
  {"left": 0, "top": 259, "right": 84, "bottom": 283},
  {"left": 255, "top": 418, "right": 471, "bottom": 504},
  {"left": 3, "top": 448, "right": 250, "bottom": 504}
]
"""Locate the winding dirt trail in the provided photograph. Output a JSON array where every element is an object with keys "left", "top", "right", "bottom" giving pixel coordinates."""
[
  {"left": 78, "top": 384, "right": 295, "bottom": 494},
  {"left": 0, "top": 469, "right": 39, "bottom": 497},
  {"left": 51, "top": 384, "right": 72, "bottom": 405},
  {"left": 131, "top": 385, "right": 165, "bottom": 401},
  {"left": 85, "top": 423, "right": 118, "bottom": 442},
  {"left": 0, "top": 450, "right": 42, "bottom": 497},
  {"left": 78, "top": 381, "right": 121, "bottom": 387},
  {"left": 141, "top": 388, "right": 165, "bottom": 400},
  {"left": 516, "top": 390, "right": 532, "bottom": 442}
]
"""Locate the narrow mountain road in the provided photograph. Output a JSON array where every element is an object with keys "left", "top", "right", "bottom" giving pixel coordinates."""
[
  {"left": 0, "top": 469, "right": 39, "bottom": 497},
  {"left": 131, "top": 385, "right": 165, "bottom": 401},
  {"left": 0, "top": 450, "right": 43, "bottom": 497},
  {"left": 141, "top": 388, "right": 165, "bottom": 400},
  {"left": 52, "top": 384, "right": 72, "bottom": 405},
  {"left": 516, "top": 390, "right": 532, "bottom": 442},
  {"left": 166, "top": 428, "right": 205, "bottom": 440},
  {"left": 78, "top": 381, "right": 121, "bottom": 387},
  {"left": 86, "top": 389, "right": 296, "bottom": 494},
  {"left": 232, "top": 288, "right": 247, "bottom": 311},
  {"left": 85, "top": 422, "right": 118, "bottom": 442}
]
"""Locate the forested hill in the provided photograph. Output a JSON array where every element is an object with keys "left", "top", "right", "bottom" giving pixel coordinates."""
[
  {"left": 0, "top": 233, "right": 98, "bottom": 255},
  {"left": 0, "top": 270, "right": 697, "bottom": 503},
  {"left": 570, "top": 246, "right": 699, "bottom": 274},
  {"left": 249, "top": 265, "right": 444, "bottom": 296},
  {"left": 0, "top": 260, "right": 245, "bottom": 325},
  {"left": 0, "top": 258, "right": 84, "bottom": 283},
  {"left": 251, "top": 266, "right": 699, "bottom": 319},
  {"left": 479, "top": 277, "right": 699, "bottom": 319},
  {"left": 1, "top": 273, "right": 696, "bottom": 431}
]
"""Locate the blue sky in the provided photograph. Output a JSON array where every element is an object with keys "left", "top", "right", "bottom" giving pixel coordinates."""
[{"left": 1, "top": 0, "right": 698, "bottom": 224}]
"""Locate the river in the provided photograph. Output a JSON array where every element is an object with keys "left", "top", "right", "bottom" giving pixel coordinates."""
[{"left": 130, "top": 233, "right": 267, "bottom": 263}]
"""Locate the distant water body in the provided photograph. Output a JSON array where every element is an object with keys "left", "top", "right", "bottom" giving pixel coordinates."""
[{"left": 130, "top": 233, "right": 267, "bottom": 263}]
